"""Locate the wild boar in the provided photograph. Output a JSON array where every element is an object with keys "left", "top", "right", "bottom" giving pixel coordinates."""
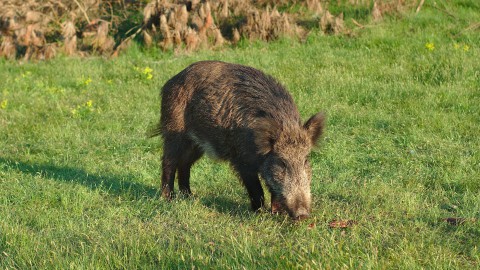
[{"left": 150, "top": 61, "right": 325, "bottom": 220}]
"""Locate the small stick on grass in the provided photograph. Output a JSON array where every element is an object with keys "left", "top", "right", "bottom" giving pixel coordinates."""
[
  {"left": 351, "top": 19, "right": 364, "bottom": 29},
  {"left": 416, "top": 0, "right": 425, "bottom": 13},
  {"left": 454, "top": 22, "right": 480, "bottom": 38},
  {"left": 430, "top": 4, "right": 459, "bottom": 20}
]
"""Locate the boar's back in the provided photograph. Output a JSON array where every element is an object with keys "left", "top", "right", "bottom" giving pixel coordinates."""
[{"left": 161, "top": 61, "right": 301, "bottom": 162}]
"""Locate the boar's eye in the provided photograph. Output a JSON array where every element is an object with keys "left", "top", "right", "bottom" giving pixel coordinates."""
[
  {"left": 271, "top": 159, "right": 287, "bottom": 179},
  {"left": 276, "top": 159, "right": 287, "bottom": 173},
  {"left": 279, "top": 159, "right": 287, "bottom": 169}
]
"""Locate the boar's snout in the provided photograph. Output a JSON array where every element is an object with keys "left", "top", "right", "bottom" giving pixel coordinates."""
[
  {"left": 293, "top": 207, "right": 309, "bottom": 221},
  {"left": 284, "top": 189, "right": 311, "bottom": 221}
]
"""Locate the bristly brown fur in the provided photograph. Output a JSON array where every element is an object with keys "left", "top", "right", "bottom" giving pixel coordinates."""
[{"left": 153, "top": 61, "right": 325, "bottom": 220}]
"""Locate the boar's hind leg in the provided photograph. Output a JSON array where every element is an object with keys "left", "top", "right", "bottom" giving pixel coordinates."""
[
  {"left": 161, "top": 135, "right": 184, "bottom": 199},
  {"left": 178, "top": 144, "right": 203, "bottom": 196},
  {"left": 161, "top": 135, "right": 203, "bottom": 200},
  {"left": 161, "top": 152, "right": 176, "bottom": 200},
  {"left": 236, "top": 165, "right": 265, "bottom": 211}
]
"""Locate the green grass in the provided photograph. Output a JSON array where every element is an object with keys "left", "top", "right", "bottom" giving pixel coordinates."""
[{"left": 1, "top": 2, "right": 479, "bottom": 269}]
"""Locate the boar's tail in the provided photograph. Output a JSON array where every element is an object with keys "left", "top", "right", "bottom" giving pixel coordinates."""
[{"left": 146, "top": 124, "right": 162, "bottom": 138}]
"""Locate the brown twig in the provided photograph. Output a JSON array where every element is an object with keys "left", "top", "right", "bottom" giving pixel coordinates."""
[
  {"left": 430, "top": 4, "right": 459, "bottom": 20},
  {"left": 416, "top": 0, "right": 425, "bottom": 13},
  {"left": 462, "top": 22, "right": 480, "bottom": 32},
  {"left": 111, "top": 24, "right": 144, "bottom": 57},
  {"left": 73, "top": 0, "right": 91, "bottom": 24},
  {"left": 351, "top": 18, "right": 364, "bottom": 29},
  {"left": 105, "top": 1, "right": 114, "bottom": 26},
  {"left": 454, "top": 22, "right": 480, "bottom": 38}
]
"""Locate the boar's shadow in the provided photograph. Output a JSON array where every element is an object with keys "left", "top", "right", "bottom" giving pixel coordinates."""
[
  {"left": 0, "top": 157, "right": 158, "bottom": 200},
  {"left": 199, "top": 196, "right": 253, "bottom": 217}
]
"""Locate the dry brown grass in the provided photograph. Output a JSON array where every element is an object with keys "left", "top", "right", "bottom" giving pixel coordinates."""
[
  {"left": 0, "top": 0, "right": 418, "bottom": 60},
  {"left": 0, "top": 0, "right": 124, "bottom": 60}
]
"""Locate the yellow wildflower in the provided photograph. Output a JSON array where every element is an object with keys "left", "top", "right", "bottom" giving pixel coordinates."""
[
  {"left": 143, "top": 67, "right": 153, "bottom": 80},
  {"left": 134, "top": 66, "right": 153, "bottom": 81},
  {"left": 1, "top": 99, "right": 7, "bottom": 109},
  {"left": 463, "top": 44, "right": 470, "bottom": 52},
  {"left": 425, "top": 42, "right": 435, "bottom": 51},
  {"left": 143, "top": 67, "right": 153, "bottom": 75},
  {"left": 84, "top": 78, "right": 92, "bottom": 86},
  {"left": 453, "top": 43, "right": 460, "bottom": 50},
  {"left": 85, "top": 100, "right": 93, "bottom": 108}
]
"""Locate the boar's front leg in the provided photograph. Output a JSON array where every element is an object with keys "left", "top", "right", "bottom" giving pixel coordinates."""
[{"left": 235, "top": 164, "right": 265, "bottom": 211}]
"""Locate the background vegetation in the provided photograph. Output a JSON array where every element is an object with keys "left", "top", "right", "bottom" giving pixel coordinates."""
[
  {"left": 1, "top": 0, "right": 414, "bottom": 60},
  {"left": 1, "top": 0, "right": 479, "bottom": 268}
]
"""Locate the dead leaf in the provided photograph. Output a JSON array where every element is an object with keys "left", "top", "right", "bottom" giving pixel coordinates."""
[
  {"left": 328, "top": 219, "right": 357, "bottom": 228},
  {"left": 444, "top": 217, "right": 465, "bottom": 225},
  {"left": 307, "top": 222, "right": 316, "bottom": 229},
  {"left": 442, "top": 217, "right": 477, "bottom": 226}
]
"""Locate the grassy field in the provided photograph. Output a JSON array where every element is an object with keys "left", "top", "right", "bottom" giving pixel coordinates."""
[{"left": 1, "top": 2, "right": 479, "bottom": 269}]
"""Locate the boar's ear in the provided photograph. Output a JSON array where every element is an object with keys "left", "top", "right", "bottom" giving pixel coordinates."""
[
  {"left": 253, "top": 118, "right": 280, "bottom": 155},
  {"left": 304, "top": 112, "right": 325, "bottom": 146}
]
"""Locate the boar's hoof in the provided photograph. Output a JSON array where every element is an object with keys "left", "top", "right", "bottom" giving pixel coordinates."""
[
  {"left": 179, "top": 187, "right": 192, "bottom": 195},
  {"left": 161, "top": 189, "right": 173, "bottom": 201}
]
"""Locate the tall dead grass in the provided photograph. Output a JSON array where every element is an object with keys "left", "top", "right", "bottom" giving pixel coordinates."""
[
  {"left": 0, "top": 0, "right": 123, "bottom": 60},
  {"left": 0, "top": 0, "right": 418, "bottom": 60}
]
